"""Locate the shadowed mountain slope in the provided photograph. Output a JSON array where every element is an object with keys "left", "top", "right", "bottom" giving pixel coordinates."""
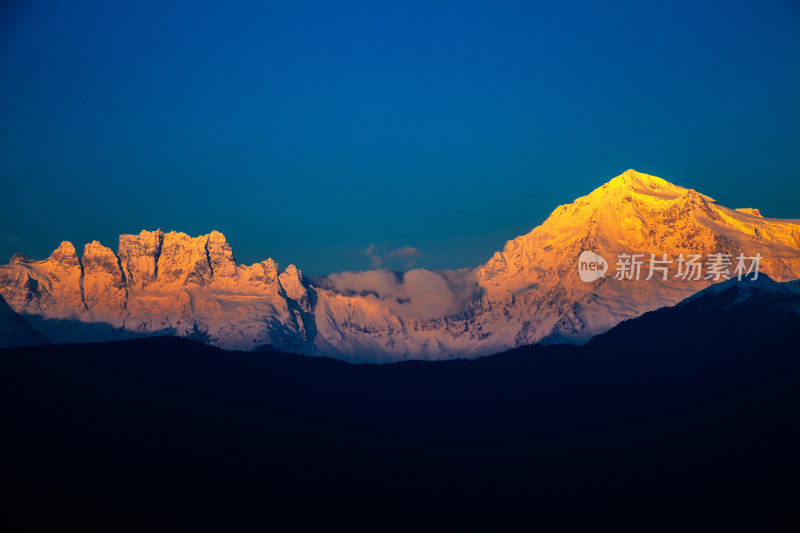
[{"left": 2, "top": 277, "right": 799, "bottom": 530}]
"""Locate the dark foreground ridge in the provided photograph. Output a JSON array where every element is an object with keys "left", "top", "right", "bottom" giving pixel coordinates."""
[{"left": 2, "top": 279, "right": 799, "bottom": 531}]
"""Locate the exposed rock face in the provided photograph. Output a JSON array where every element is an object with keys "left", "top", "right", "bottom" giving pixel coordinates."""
[
  {"left": 82, "top": 241, "right": 127, "bottom": 317},
  {"left": 157, "top": 232, "right": 214, "bottom": 289},
  {"left": 207, "top": 230, "right": 238, "bottom": 286},
  {"left": 237, "top": 259, "right": 279, "bottom": 293},
  {"left": 118, "top": 230, "right": 164, "bottom": 291},
  {"left": 1, "top": 170, "right": 799, "bottom": 361},
  {"left": 0, "top": 241, "right": 85, "bottom": 318},
  {"left": 736, "top": 207, "right": 763, "bottom": 218},
  {"left": 278, "top": 265, "right": 308, "bottom": 304}
]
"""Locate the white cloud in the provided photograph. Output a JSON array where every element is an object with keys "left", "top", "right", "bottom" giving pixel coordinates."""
[{"left": 314, "top": 267, "right": 480, "bottom": 320}]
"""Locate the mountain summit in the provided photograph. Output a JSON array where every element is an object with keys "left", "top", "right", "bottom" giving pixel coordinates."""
[{"left": 2, "top": 170, "right": 799, "bottom": 360}]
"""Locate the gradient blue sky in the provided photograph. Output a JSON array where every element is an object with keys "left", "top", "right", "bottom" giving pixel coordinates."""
[{"left": 1, "top": 0, "right": 799, "bottom": 275}]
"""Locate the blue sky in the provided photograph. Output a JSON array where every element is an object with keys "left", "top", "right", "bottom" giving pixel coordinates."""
[{"left": 1, "top": 0, "right": 798, "bottom": 275}]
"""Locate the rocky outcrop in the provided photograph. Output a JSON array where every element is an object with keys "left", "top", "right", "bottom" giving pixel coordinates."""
[
  {"left": 118, "top": 230, "right": 164, "bottom": 291},
  {"left": 736, "top": 207, "right": 763, "bottom": 218},
  {"left": 207, "top": 230, "right": 238, "bottom": 286},
  {"left": 83, "top": 241, "right": 127, "bottom": 317},
  {"left": 0, "top": 241, "right": 85, "bottom": 318}
]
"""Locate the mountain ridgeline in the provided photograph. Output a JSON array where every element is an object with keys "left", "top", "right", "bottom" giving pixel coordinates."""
[{"left": 1, "top": 170, "right": 799, "bottom": 360}]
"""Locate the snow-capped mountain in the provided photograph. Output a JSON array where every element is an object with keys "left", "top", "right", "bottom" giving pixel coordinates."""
[{"left": 2, "top": 170, "right": 799, "bottom": 360}]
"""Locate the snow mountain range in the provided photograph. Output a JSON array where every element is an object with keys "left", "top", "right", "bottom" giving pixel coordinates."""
[{"left": 2, "top": 169, "right": 799, "bottom": 361}]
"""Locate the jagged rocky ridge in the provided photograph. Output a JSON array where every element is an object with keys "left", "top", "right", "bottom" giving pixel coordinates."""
[{"left": 2, "top": 170, "right": 800, "bottom": 361}]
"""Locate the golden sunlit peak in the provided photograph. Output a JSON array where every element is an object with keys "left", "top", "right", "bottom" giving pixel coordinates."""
[
  {"left": 588, "top": 170, "right": 680, "bottom": 201},
  {"left": 607, "top": 169, "right": 673, "bottom": 191}
]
